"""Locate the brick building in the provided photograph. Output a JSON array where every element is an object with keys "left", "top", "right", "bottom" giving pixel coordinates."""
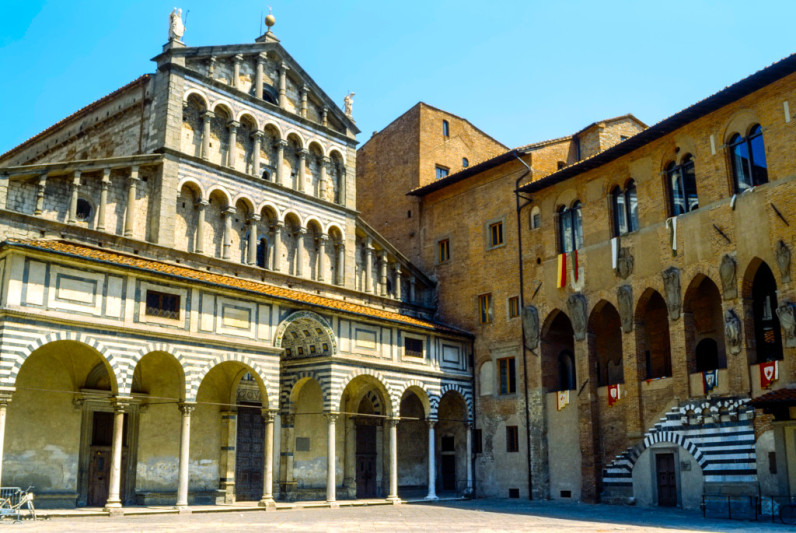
[
  {"left": 0, "top": 15, "right": 475, "bottom": 510},
  {"left": 360, "top": 55, "right": 796, "bottom": 509}
]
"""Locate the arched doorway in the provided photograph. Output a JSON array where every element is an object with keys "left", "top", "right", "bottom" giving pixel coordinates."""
[
  {"left": 398, "top": 388, "right": 428, "bottom": 498},
  {"left": 636, "top": 290, "right": 672, "bottom": 380},
  {"left": 683, "top": 276, "right": 726, "bottom": 373},
  {"left": 436, "top": 391, "right": 468, "bottom": 495},
  {"left": 194, "top": 361, "right": 269, "bottom": 504},
  {"left": 339, "top": 376, "right": 393, "bottom": 499},
  {"left": 4, "top": 340, "right": 139, "bottom": 508}
]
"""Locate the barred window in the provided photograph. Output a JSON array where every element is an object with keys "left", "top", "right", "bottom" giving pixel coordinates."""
[
  {"left": 145, "top": 290, "right": 180, "bottom": 320},
  {"left": 404, "top": 337, "right": 424, "bottom": 358}
]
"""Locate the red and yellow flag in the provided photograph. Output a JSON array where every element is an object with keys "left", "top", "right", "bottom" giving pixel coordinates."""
[{"left": 557, "top": 253, "right": 567, "bottom": 288}]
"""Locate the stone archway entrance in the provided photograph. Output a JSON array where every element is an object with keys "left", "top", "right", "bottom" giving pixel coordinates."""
[
  {"left": 235, "top": 373, "right": 264, "bottom": 502},
  {"left": 355, "top": 395, "right": 379, "bottom": 498}
]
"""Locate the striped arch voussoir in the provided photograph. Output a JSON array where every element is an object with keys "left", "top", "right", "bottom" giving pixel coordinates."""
[
  {"left": 336, "top": 368, "right": 397, "bottom": 415},
  {"left": 438, "top": 383, "right": 474, "bottom": 421},
  {"left": 279, "top": 370, "right": 328, "bottom": 410},
  {"left": 631, "top": 431, "right": 707, "bottom": 469},
  {"left": 189, "top": 353, "right": 273, "bottom": 404},
  {"left": 126, "top": 343, "right": 191, "bottom": 399}
]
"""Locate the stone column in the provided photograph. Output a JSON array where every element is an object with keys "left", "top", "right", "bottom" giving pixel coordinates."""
[
  {"left": 365, "top": 239, "right": 374, "bottom": 294},
  {"left": 621, "top": 328, "right": 643, "bottom": 440},
  {"left": 325, "top": 413, "right": 338, "bottom": 504},
  {"left": 297, "top": 149, "right": 308, "bottom": 193},
  {"left": 276, "top": 140, "right": 288, "bottom": 187},
  {"left": 278, "top": 62, "right": 289, "bottom": 110},
  {"left": 227, "top": 121, "right": 239, "bottom": 169},
  {"left": 575, "top": 338, "right": 600, "bottom": 504},
  {"left": 386, "top": 418, "right": 400, "bottom": 502},
  {"left": 34, "top": 173, "right": 47, "bottom": 216},
  {"left": 319, "top": 156, "right": 330, "bottom": 200},
  {"left": 96, "top": 169, "right": 110, "bottom": 231},
  {"left": 322, "top": 107, "right": 329, "bottom": 128},
  {"left": 194, "top": 200, "right": 208, "bottom": 254},
  {"left": 300, "top": 85, "right": 308, "bottom": 118},
  {"left": 255, "top": 55, "right": 265, "bottom": 99},
  {"left": 104, "top": 397, "right": 130, "bottom": 511},
  {"left": 394, "top": 265, "right": 402, "bottom": 301},
  {"left": 336, "top": 242, "right": 345, "bottom": 286},
  {"left": 273, "top": 222, "right": 284, "bottom": 272},
  {"left": 232, "top": 54, "right": 242, "bottom": 90},
  {"left": 248, "top": 214, "right": 260, "bottom": 265},
  {"left": 251, "top": 131, "right": 263, "bottom": 177},
  {"left": 123, "top": 166, "right": 139, "bottom": 237},
  {"left": 67, "top": 170, "right": 81, "bottom": 224},
  {"left": 278, "top": 412, "right": 295, "bottom": 499},
  {"left": 217, "top": 411, "right": 237, "bottom": 504},
  {"left": 259, "top": 409, "right": 277, "bottom": 508},
  {"left": 409, "top": 278, "right": 417, "bottom": 304},
  {"left": 425, "top": 419, "right": 437, "bottom": 500},
  {"left": 0, "top": 388, "right": 14, "bottom": 486},
  {"left": 201, "top": 111, "right": 214, "bottom": 160},
  {"left": 176, "top": 402, "right": 196, "bottom": 510},
  {"left": 317, "top": 235, "right": 328, "bottom": 282},
  {"left": 294, "top": 228, "right": 306, "bottom": 277},
  {"left": 465, "top": 422, "right": 473, "bottom": 495},
  {"left": 222, "top": 206, "right": 236, "bottom": 260},
  {"left": 380, "top": 251, "right": 388, "bottom": 297}
]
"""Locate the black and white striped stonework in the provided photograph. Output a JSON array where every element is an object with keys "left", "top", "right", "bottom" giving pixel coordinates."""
[{"left": 602, "top": 396, "right": 756, "bottom": 489}]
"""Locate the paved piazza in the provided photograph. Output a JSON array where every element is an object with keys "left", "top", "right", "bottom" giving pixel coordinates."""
[{"left": 14, "top": 500, "right": 794, "bottom": 532}]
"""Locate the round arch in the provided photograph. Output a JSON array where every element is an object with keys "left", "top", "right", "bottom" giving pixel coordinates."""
[
  {"left": 177, "top": 178, "right": 205, "bottom": 201},
  {"left": 189, "top": 354, "right": 273, "bottom": 407},
  {"left": 274, "top": 310, "right": 337, "bottom": 357}
]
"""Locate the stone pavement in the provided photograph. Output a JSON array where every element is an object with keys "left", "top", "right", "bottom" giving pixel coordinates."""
[{"left": 8, "top": 499, "right": 795, "bottom": 532}]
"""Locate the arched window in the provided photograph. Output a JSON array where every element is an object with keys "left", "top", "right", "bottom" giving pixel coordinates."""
[
  {"left": 262, "top": 169, "right": 271, "bottom": 181},
  {"left": 462, "top": 157, "right": 469, "bottom": 168},
  {"left": 752, "top": 263, "right": 783, "bottom": 363},
  {"left": 76, "top": 198, "right": 93, "bottom": 222},
  {"left": 666, "top": 155, "right": 698, "bottom": 216},
  {"left": 558, "top": 350, "right": 576, "bottom": 391},
  {"left": 729, "top": 124, "right": 768, "bottom": 193},
  {"left": 558, "top": 201, "right": 583, "bottom": 253},
  {"left": 530, "top": 205, "right": 541, "bottom": 230},
  {"left": 256, "top": 237, "right": 268, "bottom": 268},
  {"left": 612, "top": 180, "right": 638, "bottom": 235}
]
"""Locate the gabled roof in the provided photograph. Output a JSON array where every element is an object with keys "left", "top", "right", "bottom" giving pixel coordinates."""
[
  {"left": 158, "top": 40, "right": 359, "bottom": 134},
  {"left": 4, "top": 239, "right": 469, "bottom": 336},
  {"left": 408, "top": 114, "right": 645, "bottom": 197},
  {"left": 358, "top": 102, "right": 507, "bottom": 152},
  {"left": 0, "top": 75, "right": 151, "bottom": 164},
  {"left": 518, "top": 53, "right": 796, "bottom": 194}
]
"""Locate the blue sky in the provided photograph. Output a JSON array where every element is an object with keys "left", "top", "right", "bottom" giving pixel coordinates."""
[{"left": 1, "top": 1, "right": 794, "bottom": 152}]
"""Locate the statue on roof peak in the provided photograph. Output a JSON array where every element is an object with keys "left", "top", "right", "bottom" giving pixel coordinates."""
[
  {"left": 169, "top": 8, "right": 186, "bottom": 42},
  {"left": 344, "top": 92, "right": 355, "bottom": 118}
]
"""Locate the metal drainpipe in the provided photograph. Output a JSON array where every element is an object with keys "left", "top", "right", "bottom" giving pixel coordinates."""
[{"left": 512, "top": 153, "right": 534, "bottom": 500}]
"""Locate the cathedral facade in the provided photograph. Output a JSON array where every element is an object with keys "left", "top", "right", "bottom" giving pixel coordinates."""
[{"left": 0, "top": 18, "right": 474, "bottom": 509}]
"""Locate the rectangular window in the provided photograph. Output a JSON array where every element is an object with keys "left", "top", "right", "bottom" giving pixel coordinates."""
[
  {"left": 489, "top": 221, "right": 504, "bottom": 247},
  {"left": 498, "top": 357, "right": 516, "bottom": 394},
  {"left": 478, "top": 293, "right": 492, "bottom": 324},
  {"left": 442, "top": 119, "right": 450, "bottom": 137},
  {"left": 438, "top": 239, "right": 450, "bottom": 263},
  {"left": 508, "top": 296, "right": 520, "bottom": 318},
  {"left": 404, "top": 337, "right": 424, "bottom": 358},
  {"left": 506, "top": 425, "right": 519, "bottom": 453},
  {"left": 435, "top": 165, "right": 449, "bottom": 180},
  {"left": 474, "top": 429, "right": 482, "bottom": 454},
  {"left": 145, "top": 290, "right": 180, "bottom": 320}
]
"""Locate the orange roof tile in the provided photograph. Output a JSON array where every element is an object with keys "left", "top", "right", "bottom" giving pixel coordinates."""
[{"left": 7, "top": 239, "right": 468, "bottom": 336}]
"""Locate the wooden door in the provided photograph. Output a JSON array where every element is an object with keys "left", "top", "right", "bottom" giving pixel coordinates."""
[
  {"left": 87, "top": 411, "right": 127, "bottom": 507},
  {"left": 356, "top": 424, "right": 377, "bottom": 498},
  {"left": 656, "top": 453, "right": 677, "bottom": 507},
  {"left": 441, "top": 455, "right": 456, "bottom": 491},
  {"left": 235, "top": 407, "right": 264, "bottom": 501}
]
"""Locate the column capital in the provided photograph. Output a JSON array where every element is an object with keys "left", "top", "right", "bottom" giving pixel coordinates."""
[
  {"left": 273, "top": 220, "right": 285, "bottom": 231},
  {"left": 202, "top": 110, "right": 215, "bottom": 120},
  {"left": 277, "top": 139, "right": 288, "bottom": 148},
  {"left": 233, "top": 53, "right": 244, "bottom": 63},
  {"left": 248, "top": 213, "right": 261, "bottom": 223},
  {"left": 256, "top": 53, "right": 267, "bottom": 65},
  {"left": 223, "top": 206, "right": 237, "bottom": 216},
  {"left": 280, "top": 62, "right": 290, "bottom": 72},
  {"left": 227, "top": 120, "right": 240, "bottom": 130},
  {"left": 298, "top": 148, "right": 309, "bottom": 158},
  {"left": 336, "top": 240, "right": 345, "bottom": 249},
  {"left": 261, "top": 408, "right": 279, "bottom": 422},
  {"left": 300, "top": 84, "right": 309, "bottom": 94},
  {"left": 111, "top": 396, "right": 133, "bottom": 412},
  {"left": 394, "top": 263, "right": 402, "bottom": 274},
  {"left": 318, "top": 233, "right": 329, "bottom": 243},
  {"left": 385, "top": 417, "right": 400, "bottom": 428},
  {"left": 323, "top": 412, "right": 339, "bottom": 423},
  {"left": 425, "top": 418, "right": 437, "bottom": 428},
  {"left": 72, "top": 170, "right": 82, "bottom": 184},
  {"left": 321, "top": 155, "right": 331, "bottom": 165},
  {"left": 251, "top": 130, "right": 264, "bottom": 140},
  {"left": 0, "top": 387, "right": 15, "bottom": 406},
  {"left": 195, "top": 199, "right": 209, "bottom": 209},
  {"left": 295, "top": 227, "right": 307, "bottom": 237},
  {"left": 178, "top": 402, "right": 197, "bottom": 416},
  {"left": 100, "top": 168, "right": 110, "bottom": 181}
]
